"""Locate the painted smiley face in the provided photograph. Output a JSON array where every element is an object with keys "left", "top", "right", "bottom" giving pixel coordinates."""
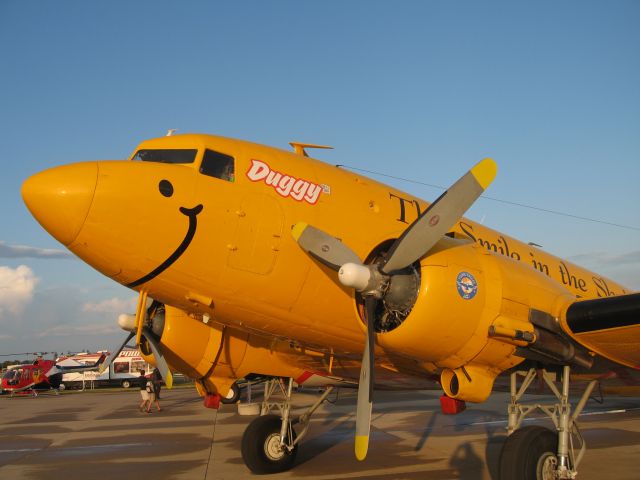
[{"left": 124, "top": 179, "right": 203, "bottom": 289}]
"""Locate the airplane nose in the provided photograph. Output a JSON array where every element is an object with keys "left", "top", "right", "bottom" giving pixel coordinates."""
[{"left": 22, "top": 162, "right": 98, "bottom": 246}]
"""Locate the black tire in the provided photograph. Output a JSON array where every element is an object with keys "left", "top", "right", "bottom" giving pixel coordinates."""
[
  {"left": 121, "top": 380, "right": 131, "bottom": 389},
  {"left": 220, "top": 382, "right": 240, "bottom": 404},
  {"left": 241, "top": 414, "right": 297, "bottom": 474},
  {"left": 499, "top": 425, "right": 558, "bottom": 480}
]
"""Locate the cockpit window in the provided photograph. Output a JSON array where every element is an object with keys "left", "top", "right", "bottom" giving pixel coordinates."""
[
  {"left": 200, "top": 149, "right": 235, "bottom": 182},
  {"left": 132, "top": 149, "right": 197, "bottom": 164}
]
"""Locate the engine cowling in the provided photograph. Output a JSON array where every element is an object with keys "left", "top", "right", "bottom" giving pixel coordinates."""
[{"left": 372, "top": 237, "right": 576, "bottom": 402}]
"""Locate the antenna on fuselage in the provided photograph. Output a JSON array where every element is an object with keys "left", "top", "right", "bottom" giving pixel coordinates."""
[
  {"left": 166, "top": 129, "right": 177, "bottom": 137},
  {"left": 289, "top": 142, "right": 333, "bottom": 157}
]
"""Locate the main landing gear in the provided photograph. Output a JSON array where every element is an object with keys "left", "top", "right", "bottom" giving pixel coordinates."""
[
  {"left": 240, "top": 367, "right": 596, "bottom": 477},
  {"left": 241, "top": 378, "right": 334, "bottom": 474},
  {"left": 499, "top": 365, "right": 597, "bottom": 480}
]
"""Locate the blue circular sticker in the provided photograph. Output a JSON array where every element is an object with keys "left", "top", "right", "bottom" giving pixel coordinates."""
[{"left": 456, "top": 272, "right": 478, "bottom": 300}]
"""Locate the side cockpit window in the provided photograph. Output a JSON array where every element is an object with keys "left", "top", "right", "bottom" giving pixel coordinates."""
[
  {"left": 200, "top": 149, "right": 235, "bottom": 182},
  {"left": 132, "top": 149, "right": 197, "bottom": 164}
]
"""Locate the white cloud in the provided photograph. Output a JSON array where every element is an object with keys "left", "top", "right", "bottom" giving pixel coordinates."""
[
  {"left": 35, "top": 322, "right": 120, "bottom": 338},
  {"left": 0, "top": 265, "right": 39, "bottom": 318},
  {"left": 569, "top": 250, "right": 640, "bottom": 290},
  {"left": 0, "top": 241, "right": 73, "bottom": 259},
  {"left": 82, "top": 296, "right": 137, "bottom": 314},
  {"left": 568, "top": 250, "right": 640, "bottom": 269}
]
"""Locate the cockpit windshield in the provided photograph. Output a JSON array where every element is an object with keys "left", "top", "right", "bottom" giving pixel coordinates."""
[
  {"left": 2, "top": 369, "right": 20, "bottom": 383},
  {"left": 132, "top": 149, "right": 197, "bottom": 164}
]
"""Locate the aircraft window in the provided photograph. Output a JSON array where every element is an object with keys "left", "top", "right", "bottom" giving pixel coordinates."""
[
  {"left": 113, "top": 361, "right": 130, "bottom": 374},
  {"left": 132, "top": 149, "right": 197, "bottom": 164},
  {"left": 200, "top": 149, "right": 235, "bottom": 182},
  {"left": 4, "top": 370, "right": 18, "bottom": 385}
]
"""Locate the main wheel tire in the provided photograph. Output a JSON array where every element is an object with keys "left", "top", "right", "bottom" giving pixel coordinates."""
[
  {"left": 220, "top": 382, "right": 240, "bottom": 404},
  {"left": 241, "top": 414, "right": 297, "bottom": 474},
  {"left": 499, "top": 425, "right": 559, "bottom": 480},
  {"left": 121, "top": 380, "right": 131, "bottom": 389}
]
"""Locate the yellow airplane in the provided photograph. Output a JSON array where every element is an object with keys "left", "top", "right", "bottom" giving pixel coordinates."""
[{"left": 22, "top": 133, "right": 639, "bottom": 478}]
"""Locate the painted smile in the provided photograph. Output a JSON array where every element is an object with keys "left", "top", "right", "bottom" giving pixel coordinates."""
[{"left": 125, "top": 204, "right": 204, "bottom": 289}]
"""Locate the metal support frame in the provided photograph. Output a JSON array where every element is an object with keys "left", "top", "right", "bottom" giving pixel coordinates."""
[
  {"left": 507, "top": 366, "right": 596, "bottom": 479},
  {"left": 259, "top": 377, "right": 335, "bottom": 453},
  {"left": 260, "top": 377, "right": 290, "bottom": 416}
]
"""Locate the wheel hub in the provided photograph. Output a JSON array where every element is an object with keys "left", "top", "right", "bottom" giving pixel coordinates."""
[
  {"left": 537, "top": 452, "right": 558, "bottom": 480},
  {"left": 264, "top": 433, "right": 285, "bottom": 461}
]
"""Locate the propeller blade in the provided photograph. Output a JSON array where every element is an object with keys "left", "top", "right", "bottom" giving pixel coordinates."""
[
  {"left": 355, "top": 296, "right": 377, "bottom": 461},
  {"left": 100, "top": 331, "right": 135, "bottom": 374},
  {"left": 134, "top": 291, "right": 149, "bottom": 346},
  {"left": 141, "top": 328, "right": 173, "bottom": 389},
  {"left": 382, "top": 158, "right": 497, "bottom": 274},
  {"left": 292, "top": 222, "right": 362, "bottom": 271}
]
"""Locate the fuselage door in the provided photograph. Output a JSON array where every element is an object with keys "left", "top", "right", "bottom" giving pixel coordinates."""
[{"left": 228, "top": 193, "right": 284, "bottom": 275}]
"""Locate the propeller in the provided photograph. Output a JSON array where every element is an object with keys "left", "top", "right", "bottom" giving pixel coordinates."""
[
  {"left": 99, "top": 331, "right": 134, "bottom": 374},
  {"left": 355, "top": 295, "right": 377, "bottom": 460},
  {"left": 381, "top": 158, "right": 496, "bottom": 273},
  {"left": 106, "top": 296, "right": 173, "bottom": 388},
  {"left": 292, "top": 158, "right": 497, "bottom": 460}
]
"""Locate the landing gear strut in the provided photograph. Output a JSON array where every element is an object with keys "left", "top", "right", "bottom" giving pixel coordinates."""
[
  {"left": 241, "top": 377, "right": 334, "bottom": 474},
  {"left": 499, "top": 366, "right": 596, "bottom": 479}
]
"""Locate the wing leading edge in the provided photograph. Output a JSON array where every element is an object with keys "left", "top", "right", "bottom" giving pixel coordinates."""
[{"left": 561, "top": 292, "right": 640, "bottom": 369}]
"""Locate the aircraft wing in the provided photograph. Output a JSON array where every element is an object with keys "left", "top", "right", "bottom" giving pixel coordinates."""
[{"left": 560, "top": 292, "right": 640, "bottom": 369}]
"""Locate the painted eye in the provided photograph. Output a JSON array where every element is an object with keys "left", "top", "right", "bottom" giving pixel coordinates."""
[{"left": 159, "top": 180, "right": 174, "bottom": 197}]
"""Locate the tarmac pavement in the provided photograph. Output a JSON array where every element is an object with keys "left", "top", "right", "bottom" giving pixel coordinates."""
[{"left": 0, "top": 385, "right": 639, "bottom": 479}]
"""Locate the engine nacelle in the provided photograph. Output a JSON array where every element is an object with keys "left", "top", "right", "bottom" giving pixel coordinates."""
[
  {"left": 374, "top": 237, "right": 575, "bottom": 402},
  {"left": 140, "top": 304, "right": 319, "bottom": 397}
]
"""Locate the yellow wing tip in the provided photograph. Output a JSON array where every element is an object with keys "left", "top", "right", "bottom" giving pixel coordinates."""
[
  {"left": 471, "top": 158, "right": 498, "bottom": 190},
  {"left": 355, "top": 436, "right": 369, "bottom": 461},
  {"left": 291, "top": 222, "right": 308, "bottom": 241}
]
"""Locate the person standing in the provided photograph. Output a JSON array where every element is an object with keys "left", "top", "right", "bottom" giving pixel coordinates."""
[
  {"left": 152, "top": 367, "right": 162, "bottom": 399},
  {"left": 151, "top": 367, "right": 162, "bottom": 411},
  {"left": 138, "top": 369, "right": 150, "bottom": 413},
  {"left": 145, "top": 375, "right": 155, "bottom": 413}
]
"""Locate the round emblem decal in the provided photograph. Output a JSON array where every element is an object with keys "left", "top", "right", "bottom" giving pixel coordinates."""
[{"left": 456, "top": 272, "right": 478, "bottom": 300}]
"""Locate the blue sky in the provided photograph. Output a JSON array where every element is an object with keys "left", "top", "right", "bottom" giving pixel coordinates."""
[{"left": 0, "top": 1, "right": 638, "bottom": 358}]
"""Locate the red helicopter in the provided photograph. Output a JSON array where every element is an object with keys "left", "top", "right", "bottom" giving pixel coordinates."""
[{"left": 1, "top": 353, "right": 106, "bottom": 396}]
